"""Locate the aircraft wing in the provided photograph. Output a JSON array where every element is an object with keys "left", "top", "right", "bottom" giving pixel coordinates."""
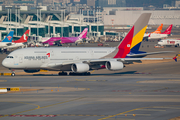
[
  {"left": 127, "top": 51, "right": 174, "bottom": 57},
  {"left": 45, "top": 57, "right": 172, "bottom": 69}
]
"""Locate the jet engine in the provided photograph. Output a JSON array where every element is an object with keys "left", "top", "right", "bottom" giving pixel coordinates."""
[
  {"left": 105, "top": 61, "right": 123, "bottom": 71},
  {"left": 71, "top": 63, "right": 89, "bottom": 73},
  {"left": 24, "top": 70, "right": 40, "bottom": 73}
]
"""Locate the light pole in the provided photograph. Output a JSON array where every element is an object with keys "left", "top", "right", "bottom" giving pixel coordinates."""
[
  {"left": 93, "top": 7, "right": 96, "bottom": 24},
  {"left": 96, "top": 7, "right": 101, "bottom": 35},
  {"left": 15, "top": 7, "right": 20, "bottom": 36},
  {"left": 6, "top": 6, "right": 12, "bottom": 32},
  {"left": 36, "top": 6, "right": 41, "bottom": 36},
  {"left": 79, "top": 7, "right": 84, "bottom": 32},
  {"left": 86, "top": 7, "right": 90, "bottom": 24},
  {"left": 61, "top": 7, "right": 66, "bottom": 37}
]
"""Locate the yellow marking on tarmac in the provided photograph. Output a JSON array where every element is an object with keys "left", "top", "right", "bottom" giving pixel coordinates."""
[
  {"left": 10, "top": 88, "right": 20, "bottom": 91},
  {"left": 3, "top": 73, "right": 11, "bottom": 76},
  {"left": 136, "top": 109, "right": 166, "bottom": 111},
  {"left": 0, "top": 80, "right": 7, "bottom": 82},
  {"left": 98, "top": 105, "right": 180, "bottom": 120},
  {"left": 90, "top": 70, "right": 95, "bottom": 73},
  {"left": 0, "top": 97, "right": 85, "bottom": 118},
  {"left": 76, "top": 79, "right": 107, "bottom": 82},
  {"left": 98, "top": 107, "right": 148, "bottom": 120}
]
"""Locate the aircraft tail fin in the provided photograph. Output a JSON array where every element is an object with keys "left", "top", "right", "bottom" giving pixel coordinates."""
[
  {"left": 162, "top": 24, "right": 173, "bottom": 34},
  {"left": 78, "top": 28, "right": 88, "bottom": 39},
  {"left": 152, "top": 24, "right": 163, "bottom": 34},
  {"left": 1, "top": 31, "right": 14, "bottom": 42},
  {"left": 114, "top": 13, "right": 151, "bottom": 58},
  {"left": 173, "top": 54, "right": 178, "bottom": 62},
  {"left": 13, "top": 30, "right": 30, "bottom": 43}
]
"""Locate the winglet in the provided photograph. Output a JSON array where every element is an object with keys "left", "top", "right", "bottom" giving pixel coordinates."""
[
  {"left": 173, "top": 54, "right": 178, "bottom": 62},
  {"left": 114, "top": 13, "right": 151, "bottom": 58},
  {"left": 1, "top": 31, "right": 14, "bottom": 42}
]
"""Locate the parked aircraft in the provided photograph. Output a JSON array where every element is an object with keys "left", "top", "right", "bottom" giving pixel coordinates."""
[
  {"left": 2, "top": 13, "right": 170, "bottom": 76},
  {"left": 144, "top": 24, "right": 173, "bottom": 41},
  {"left": 151, "top": 24, "right": 163, "bottom": 34},
  {"left": 5, "top": 30, "right": 30, "bottom": 49},
  {"left": 0, "top": 31, "right": 14, "bottom": 49},
  {"left": 41, "top": 28, "right": 88, "bottom": 46},
  {"left": 158, "top": 39, "right": 180, "bottom": 47}
]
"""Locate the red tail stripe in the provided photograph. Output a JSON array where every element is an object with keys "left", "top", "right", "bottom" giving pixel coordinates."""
[{"left": 114, "top": 26, "right": 134, "bottom": 58}]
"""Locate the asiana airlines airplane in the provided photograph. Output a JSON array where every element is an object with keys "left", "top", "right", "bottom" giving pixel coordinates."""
[{"left": 2, "top": 13, "right": 170, "bottom": 76}]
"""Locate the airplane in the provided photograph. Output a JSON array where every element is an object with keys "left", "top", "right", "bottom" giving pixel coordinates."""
[
  {"left": 2, "top": 13, "right": 170, "bottom": 76},
  {"left": 0, "top": 31, "right": 14, "bottom": 49},
  {"left": 126, "top": 30, "right": 173, "bottom": 58},
  {"left": 41, "top": 28, "right": 88, "bottom": 46},
  {"left": 144, "top": 24, "right": 173, "bottom": 41},
  {"left": 158, "top": 39, "right": 180, "bottom": 47},
  {"left": 150, "top": 24, "right": 163, "bottom": 34},
  {"left": 4, "top": 30, "right": 30, "bottom": 49}
]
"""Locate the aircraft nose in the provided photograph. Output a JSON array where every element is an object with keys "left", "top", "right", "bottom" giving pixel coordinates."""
[{"left": 2, "top": 59, "right": 8, "bottom": 68}]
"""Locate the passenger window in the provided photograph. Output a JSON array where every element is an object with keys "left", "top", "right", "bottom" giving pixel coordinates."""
[{"left": 6, "top": 56, "right": 13, "bottom": 59}]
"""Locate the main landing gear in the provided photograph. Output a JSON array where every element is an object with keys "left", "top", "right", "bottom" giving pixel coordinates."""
[
  {"left": 58, "top": 72, "right": 68, "bottom": 76},
  {"left": 58, "top": 72, "right": 91, "bottom": 76},
  {"left": 69, "top": 72, "right": 91, "bottom": 76}
]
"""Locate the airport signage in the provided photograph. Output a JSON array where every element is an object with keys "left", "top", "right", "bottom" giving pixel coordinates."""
[{"left": 151, "top": 15, "right": 180, "bottom": 19}]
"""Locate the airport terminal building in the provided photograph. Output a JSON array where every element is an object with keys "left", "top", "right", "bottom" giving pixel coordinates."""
[
  {"left": 0, "top": 6, "right": 180, "bottom": 40},
  {"left": 103, "top": 7, "right": 180, "bottom": 26}
]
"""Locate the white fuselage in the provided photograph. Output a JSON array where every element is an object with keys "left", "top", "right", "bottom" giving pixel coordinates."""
[
  {"left": 144, "top": 33, "right": 169, "bottom": 40},
  {"left": 4, "top": 43, "right": 25, "bottom": 49},
  {"left": 158, "top": 39, "right": 180, "bottom": 46},
  {"left": 2, "top": 47, "right": 116, "bottom": 71},
  {"left": 0, "top": 42, "right": 14, "bottom": 48}
]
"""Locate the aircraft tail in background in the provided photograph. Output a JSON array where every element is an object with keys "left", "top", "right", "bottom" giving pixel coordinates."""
[
  {"left": 1, "top": 31, "right": 14, "bottom": 42},
  {"left": 152, "top": 24, "right": 163, "bottom": 34},
  {"left": 113, "top": 13, "right": 151, "bottom": 58},
  {"left": 78, "top": 28, "right": 88, "bottom": 39},
  {"left": 13, "top": 30, "right": 30, "bottom": 43},
  {"left": 162, "top": 24, "right": 173, "bottom": 34}
]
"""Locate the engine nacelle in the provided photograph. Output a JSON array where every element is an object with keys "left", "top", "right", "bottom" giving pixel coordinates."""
[
  {"left": 24, "top": 69, "right": 40, "bottom": 73},
  {"left": 105, "top": 61, "right": 123, "bottom": 71},
  {"left": 71, "top": 63, "right": 89, "bottom": 73}
]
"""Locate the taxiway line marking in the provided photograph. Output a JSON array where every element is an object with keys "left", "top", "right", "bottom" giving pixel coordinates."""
[
  {"left": 136, "top": 109, "right": 166, "bottom": 111},
  {"left": 75, "top": 79, "right": 107, "bottom": 82},
  {"left": 98, "top": 105, "right": 180, "bottom": 120},
  {"left": 0, "top": 97, "right": 85, "bottom": 118},
  {"left": 0, "top": 80, "right": 7, "bottom": 82}
]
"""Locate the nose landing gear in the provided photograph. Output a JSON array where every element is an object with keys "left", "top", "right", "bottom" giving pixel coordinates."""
[{"left": 11, "top": 70, "right": 15, "bottom": 76}]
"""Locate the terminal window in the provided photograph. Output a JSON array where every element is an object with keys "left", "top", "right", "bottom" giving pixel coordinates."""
[{"left": 108, "top": 0, "right": 116, "bottom": 5}]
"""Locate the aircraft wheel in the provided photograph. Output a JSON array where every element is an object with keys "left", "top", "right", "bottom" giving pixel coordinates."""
[
  {"left": 87, "top": 72, "right": 91, "bottom": 75},
  {"left": 175, "top": 44, "right": 179, "bottom": 47},
  {"left": 58, "top": 72, "right": 67, "bottom": 76},
  {"left": 11, "top": 73, "right": 15, "bottom": 76}
]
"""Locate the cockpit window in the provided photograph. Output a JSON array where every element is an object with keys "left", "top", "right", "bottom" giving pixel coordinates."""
[{"left": 6, "top": 56, "right": 14, "bottom": 59}]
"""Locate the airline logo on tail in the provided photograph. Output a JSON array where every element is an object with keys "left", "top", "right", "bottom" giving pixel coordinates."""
[
  {"left": 113, "top": 13, "right": 151, "bottom": 58},
  {"left": 162, "top": 24, "right": 173, "bottom": 34},
  {"left": 1, "top": 31, "right": 14, "bottom": 42},
  {"left": 78, "top": 28, "right": 88, "bottom": 39},
  {"left": 7, "top": 36, "right": 12, "bottom": 40},
  {"left": 13, "top": 30, "right": 29, "bottom": 43},
  {"left": 23, "top": 34, "right": 27, "bottom": 40}
]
